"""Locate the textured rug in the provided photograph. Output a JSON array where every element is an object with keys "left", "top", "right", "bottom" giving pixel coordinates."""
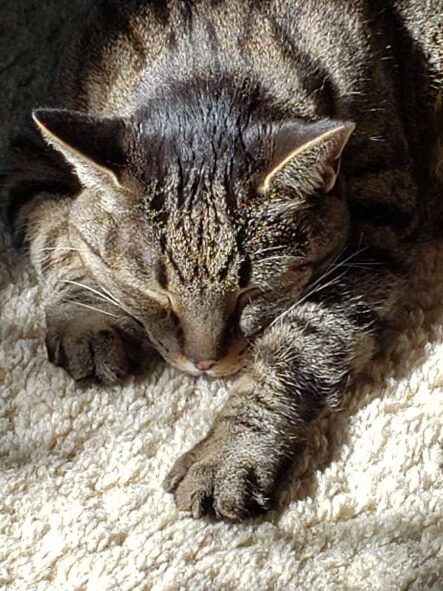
[{"left": 1, "top": 2, "right": 442, "bottom": 590}]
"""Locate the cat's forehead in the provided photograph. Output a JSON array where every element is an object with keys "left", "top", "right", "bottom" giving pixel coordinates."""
[{"left": 158, "top": 203, "right": 241, "bottom": 290}]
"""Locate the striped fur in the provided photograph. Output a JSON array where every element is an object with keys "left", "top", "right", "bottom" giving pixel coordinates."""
[{"left": 2, "top": 0, "right": 442, "bottom": 520}]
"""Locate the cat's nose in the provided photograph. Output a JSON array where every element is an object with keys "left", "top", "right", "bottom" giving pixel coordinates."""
[{"left": 191, "top": 358, "right": 217, "bottom": 371}]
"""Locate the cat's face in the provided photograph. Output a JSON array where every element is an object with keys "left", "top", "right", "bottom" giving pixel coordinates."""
[{"left": 33, "top": 109, "right": 353, "bottom": 376}]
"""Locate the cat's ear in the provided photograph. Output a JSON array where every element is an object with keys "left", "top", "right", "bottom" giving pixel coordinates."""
[
  {"left": 259, "top": 120, "right": 355, "bottom": 195},
  {"left": 32, "top": 109, "right": 127, "bottom": 189}
]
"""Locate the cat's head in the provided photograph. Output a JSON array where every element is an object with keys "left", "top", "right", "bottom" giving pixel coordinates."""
[{"left": 33, "top": 106, "right": 354, "bottom": 377}]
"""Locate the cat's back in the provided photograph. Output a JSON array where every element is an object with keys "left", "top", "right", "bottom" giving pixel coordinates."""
[
  {"left": 62, "top": 0, "right": 376, "bottom": 117},
  {"left": 38, "top": 0, "right": 443, "bottom": 225}
]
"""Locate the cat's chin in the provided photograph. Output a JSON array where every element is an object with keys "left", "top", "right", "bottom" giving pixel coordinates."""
[{"left": 166, "top": 354, "right": 249, "bottom": 378}]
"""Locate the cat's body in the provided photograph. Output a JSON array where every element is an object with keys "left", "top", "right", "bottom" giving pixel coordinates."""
[{"left": 3, "top": 0, "right": 442, "bottom": 519}]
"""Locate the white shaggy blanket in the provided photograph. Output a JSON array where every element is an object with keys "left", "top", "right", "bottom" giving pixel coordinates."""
[{"left": 1, "top": 3, "right": 442, "bottom": 589}]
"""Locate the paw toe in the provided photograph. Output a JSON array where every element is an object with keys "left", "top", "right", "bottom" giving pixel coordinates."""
[
  {"left": 174, "top": 486, "right": 212, "bottom": 518},
  {"left": 165, "top": 443, "right": 276, "bottom": 521},
  {"left": 171, "top": 463, "right": 215, "bottom": 517},
  {"left": 63, "top": 335, "right": 95, "bottom": 381},
  {"left": 163, "top": 449, "right": 200, "bottom": 493},
  {"left": 45, "top": 324, "right": 131, "bottom": 384},
  {"left": 213, "top": 476, "right": 269, "bottom": 521},
  {"left": 93, "top": 329, "right": 129, "bottom": 384}
]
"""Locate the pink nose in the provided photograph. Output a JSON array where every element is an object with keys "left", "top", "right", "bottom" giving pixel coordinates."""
[{"left": 194, "top": 359, "right": 216, "bottom": 371}]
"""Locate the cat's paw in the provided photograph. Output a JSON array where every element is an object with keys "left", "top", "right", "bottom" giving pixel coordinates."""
[
  {"left": 163, "top": 435, "right": 276, "bottom": 521},
  {"left": 45, "top": 315, "right": 138, "bottom": 384}
]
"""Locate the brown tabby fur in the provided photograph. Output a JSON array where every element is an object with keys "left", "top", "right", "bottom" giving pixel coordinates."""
[{"left": 2, "top": 0, "right": 442, "bottom": 520}]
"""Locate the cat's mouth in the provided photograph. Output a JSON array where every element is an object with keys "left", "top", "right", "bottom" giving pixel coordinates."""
[{"left": 168, "top": 347, "right": 251, "bottom": 378}]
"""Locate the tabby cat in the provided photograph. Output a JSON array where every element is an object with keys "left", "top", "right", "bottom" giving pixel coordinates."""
[{"left": 3, "top": 0, "right": 442, "bottom": 520}]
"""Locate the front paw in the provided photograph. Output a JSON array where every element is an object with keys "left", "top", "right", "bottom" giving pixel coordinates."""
[
  {"left": 163, "top": 433, "right": 277, "bottom": 521},
  {"left": 45, "top": 313, "right": 142, "bottom": 384}
]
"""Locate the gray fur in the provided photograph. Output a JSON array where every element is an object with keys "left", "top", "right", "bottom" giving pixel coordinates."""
[{"left": 2, "top": 0, "right": 442, "bottom": 520}]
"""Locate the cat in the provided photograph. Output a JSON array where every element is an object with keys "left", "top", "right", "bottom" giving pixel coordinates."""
[{"left": 2, "top": 0, "right": 442, "bottom": 521}]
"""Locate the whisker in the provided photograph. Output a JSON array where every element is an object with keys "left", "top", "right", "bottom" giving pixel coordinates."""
[
  {"left": 59, "top": 278, "right": 145, "bottom": 327},
  {"left": 274, "top": 269, "right": 347, "bottom": 326},
  {"left": 97, "top": 282, "right": 145, "bottom": 326},
  {"left": 255, "top": 245, "right": 287, "bottom": 257},
  {"left": 270, "top": 247, "right": 369, "bottom": 327},
  {"left": 341, "top": 262, "right": 383, "bottom": 269},
  {"left": 259, "top": 255, "right": 295, "bottom": 264},
  {"left": 39, "top": 247, "right": 88, "bottom": 252},
  {"left": 59, "top": 279, "right": 121, "bottom": 309},
  {"left": 65, "top": 300, "right": 120, "bottom": 319},
  {"left": 296, "top": 268, "right": 350, "bottom": 306},
  {"left": 97, "top": 283, "right": 125, "bottom": 305}
]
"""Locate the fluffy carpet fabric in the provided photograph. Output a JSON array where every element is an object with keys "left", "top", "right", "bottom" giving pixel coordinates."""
[{"left": 1, "top": 2, "right": 442, "bottom": 590}]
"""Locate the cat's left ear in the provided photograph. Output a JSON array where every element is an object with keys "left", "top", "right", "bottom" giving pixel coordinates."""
[
  {"left": 259, "top": 119, "right": 355, "bottom": 195},
  {"left": 32, "top": 109, "right": 127, "bottom": 190}
]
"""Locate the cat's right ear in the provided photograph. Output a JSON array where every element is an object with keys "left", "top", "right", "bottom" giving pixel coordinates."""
[{"left": 32, "top": 109, "right": 127, "bottom": 190}]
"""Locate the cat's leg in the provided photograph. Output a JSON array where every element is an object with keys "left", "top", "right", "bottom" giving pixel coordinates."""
[
  {"left": 164, "top": 260, "right": 403, "bottom": 520},
  {"left": 12, "top": 191, "right": 146, "bottom": 384},
  {"left": 3, "top": 123, "right": 149, "bottom": 383}
]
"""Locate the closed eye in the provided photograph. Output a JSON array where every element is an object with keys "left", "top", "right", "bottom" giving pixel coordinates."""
[
  {"left": 146, "top": 288, "right": 173, "bottom": 309},
  {"left": 237, "top": 287, "right": 261, "bottom": 310}
]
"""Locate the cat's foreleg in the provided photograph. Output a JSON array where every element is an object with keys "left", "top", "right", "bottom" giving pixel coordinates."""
[
  {"left": 19, "top": 194, "right": 144, "bottom": 383},
  {"left": 164, "top": 265, "right": 401, "bottom": 520}
]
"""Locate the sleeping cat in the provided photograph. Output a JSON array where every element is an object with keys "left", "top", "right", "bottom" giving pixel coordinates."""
[{"left": 2, "top": 0, "right": 442, "bottom": 520}]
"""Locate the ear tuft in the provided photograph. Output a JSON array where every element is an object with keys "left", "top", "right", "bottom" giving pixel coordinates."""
[
  {"left": 32, "top": 109, "right": 127, "bottom": 189},
  {"left": 259, "top": 119, "right": 355, "bottom": 195}
]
